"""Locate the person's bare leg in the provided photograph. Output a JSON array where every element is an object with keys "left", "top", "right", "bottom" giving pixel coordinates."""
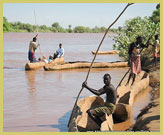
[
  {"left": 131, "top": 73, "right": 136, "bottom": 86},
  {"left": 125, "top": 73, "right": 132, "bottom": 86},
  {"left": 87, "top": 109, "right": 102, "bottom": 127}
]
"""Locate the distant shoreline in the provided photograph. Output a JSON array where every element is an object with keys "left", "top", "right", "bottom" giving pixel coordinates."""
[{"left": 3, "top": 31, "right": 116, "bottom": 34}]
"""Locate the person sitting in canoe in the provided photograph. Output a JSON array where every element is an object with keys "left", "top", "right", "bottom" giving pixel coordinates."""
[
  {"left": 28, "top": 34, "right": 40, "bottom": 63},
  {"left": 48, "top": 55, "right": 53, "bottom": 62},
  {"left": 53, "top": 43, "right": 64, "bottom": 59},
  {"left": 41, "top": 56, "right": 48, "bottom": 64},
  {"left": 82, "top": 73, "right": 117, "bottom": 128},
  {"left": 53, "top": 51, "right": 58, "bottom": 59},
  {"left": 56, "top": 43, "right": 64, "bottom": 58},
  {"left": 41, "top": 55, "right": 53, "bottom": 64}
]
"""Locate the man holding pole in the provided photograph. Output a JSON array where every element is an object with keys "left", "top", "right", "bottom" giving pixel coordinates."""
[
  {"left": 28, "top": 34, "right": 40, "bottom": 62},
  {"left": 82, "top": 74, "right": 117, "bottom": 127}
]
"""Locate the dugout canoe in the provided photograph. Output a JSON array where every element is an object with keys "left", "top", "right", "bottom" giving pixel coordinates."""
[
  {"left": 68, "top": 71, "right": 150, "bottom": 131},
  {"left": 68, "top": 96, "right": 113, "bottom": 132},
  {"left": 44, "top": 61, "right": 128, "bottom": 71},
  {"left": 25, "top": 57, "right": 64, "bottom": 70},
  {"left": 91, "top": 50, "right": 119, "bottom": 55},
  {"left": 113, "top": 71, "right": 150, "bottom": 122}
]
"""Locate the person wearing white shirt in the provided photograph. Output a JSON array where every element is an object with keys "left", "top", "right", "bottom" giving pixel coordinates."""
[{"left": 56, "top": 43, "right": 64, "bottom": 58}]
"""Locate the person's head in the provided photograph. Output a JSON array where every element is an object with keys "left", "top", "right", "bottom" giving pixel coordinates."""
[
  {"left": 49, "top": 55, "right": 53, "bottom": 59},
  {"left": 136, "top": 36, "right": 142, "bottom": 44},
  {"left": 33, "top": 37, "right": 37, "bottom": 42},
  {"left": 59, "top": 43, "right": 62, "bottom": 48},
  {"left": 155, "top": 34, "right": 159, "bottom": 40},
  {"left": 103, "top": 73, "right": 111, "bottom": 85},
  {"left": 43, "top": 55, "right": 47, "bottom": 59},
  {"left": 38, "top": 58, "right": 42, "bottom": 61}
]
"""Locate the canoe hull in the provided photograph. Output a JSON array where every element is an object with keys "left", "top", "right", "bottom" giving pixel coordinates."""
[
  {"left": 113, "top": 71, "right": 149, "bottom": 122},
  {"left": 44, "top": 61, "right": 128, "bottom": 71},
  {"left": 25, "top": 57, "right": 64, "bottom": 70},
  {"left": 91, "top": 50, "right": 119, "bottom": 55},
  {"left": 25, "top": 62, "right": 45, "bottom": 70}
]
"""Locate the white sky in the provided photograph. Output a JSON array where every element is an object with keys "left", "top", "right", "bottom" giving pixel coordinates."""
[{"left": 3, "top": 3, "right": 158, "bottom": 28}]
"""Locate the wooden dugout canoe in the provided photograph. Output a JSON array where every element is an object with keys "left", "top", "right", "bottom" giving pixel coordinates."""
[
  {"left": 113, "top": 71, "right": 150, "bottom": 122},
  {"left": 25, "top": 57, "right": 64, "bottom": 70},
  {"left": 68, "top": 72, "right": 149, "bottom": 131},
  {"left": 91, "top": 50, "right": 119, "bottom": 55},
  {"left": 44, "top": 61, "right": 128, "bottom": 71},
  {"left": 68, "top": 70, "right": 149, "bottom": 131},
  {"left": 68, "top": 96, "right": 113, "bottom": 132}
]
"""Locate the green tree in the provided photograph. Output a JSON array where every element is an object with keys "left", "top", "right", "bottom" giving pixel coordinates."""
[
  {"left": 52, "top": 22, "right": 61, "bottom": 32},
  {"left": 23, "top": 23, "right": 33, "bottom": 32},
  {"left": 100, "top": 26, "right": 106, "bottom": 33},
  {"left": 67, "top": 24, "right": 73, "bottom": 33},
  {"left": 3, "top": 17, "right": 11, "bottom": 32},
  {"left": 113, "top": 17, "right": 160, "bottom": 60},
  {"left": 92, "top": 26, "right": 100, "bottom": 33},
  {"left": 150, "top": 4, "right": 160, "bottom": 24},
  {"left": 73, "top": 26, "right": 86, "bottom": 33}
]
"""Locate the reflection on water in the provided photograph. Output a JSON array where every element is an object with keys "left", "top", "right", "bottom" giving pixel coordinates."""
[
  {"left": 37, "top": 111, "right": 71, "bottom": 132},
  {"left": 132, "top": 87, "right": 151, "bottom": 121},
  {"left": 25, "top": 71, "right": 36, "bottom": 92},
  {"left": 3, "top": 33, "right": 151, "bottom": 132}
]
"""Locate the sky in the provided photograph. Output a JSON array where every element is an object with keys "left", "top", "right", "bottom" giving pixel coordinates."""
[{"left": 3, "top": 3, "right": 158, "bottom": 29}]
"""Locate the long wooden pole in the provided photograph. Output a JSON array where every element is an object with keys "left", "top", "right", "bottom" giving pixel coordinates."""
[
  {"left": 67, "top": 3, "right": 134, "bottom": 128},
  {"left": 34, "top": 9, "right": 43, "bottom": 57}
]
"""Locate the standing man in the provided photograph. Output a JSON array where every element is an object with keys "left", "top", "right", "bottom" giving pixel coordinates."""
[
  {"left": 82, "top": 73, "right": 117, "bottom": 128},
  {"left": 56, "top": 43, "right": 64, "bottom": 58},
  {"left": 126, "top": 36, "right": 144, "bottom": 86},
  {"left": 28, "top": 34, "right": 40, "bottom": 62}
]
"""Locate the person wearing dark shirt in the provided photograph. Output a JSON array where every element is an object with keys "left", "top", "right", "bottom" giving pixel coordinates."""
[{"left": 82, "top": 73, "right": 117, "bottom": 127}]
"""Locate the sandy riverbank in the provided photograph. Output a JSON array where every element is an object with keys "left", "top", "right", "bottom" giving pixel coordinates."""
[{"left": 132, "top": 64, "right": 160, "bottom": 131}]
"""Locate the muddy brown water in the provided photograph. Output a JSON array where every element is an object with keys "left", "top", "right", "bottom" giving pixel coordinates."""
[{"left": 3, "top": 33, "right": 151, "bottom": 132}]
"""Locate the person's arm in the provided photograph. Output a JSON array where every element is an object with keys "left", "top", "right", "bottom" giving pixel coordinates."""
[
  {"left": 141, "top": 43, "right": 147, "bottom": 48},
  {"left": 128, "top": 43, "right": 134, "bottom": 55},
  {"left": 35, "top": 44, "right": 40, "bottom": 49},
  {"left": 56, "top": 49, "right": 61, "bottom": 57},
  {"left": 111, "top": 85, "right": 118, "bottom": 102},
  {"left": 128, "top": 43, "right": 133, "bottom": 66},
  {"left": 82, "top": 82, "right": 106, "bottom": 96},
  {"left": 32, "top": 42, "right": 40, "bottom": 50},
  {"left": 61, "top": 48, "right": 64, "bottom": 57},
  {"left": 35, "top": 34, "right": 38, "bottom": 38}
]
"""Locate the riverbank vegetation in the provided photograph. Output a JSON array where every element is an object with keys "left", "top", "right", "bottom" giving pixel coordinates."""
[
  {"left": 3, "top": 17, "right": 117, "bottom": 33},
  {"left": 113, "top": 4, "right": 160, "bottom": 62}
]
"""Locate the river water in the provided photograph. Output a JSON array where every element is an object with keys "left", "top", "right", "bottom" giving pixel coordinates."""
[{"left": 3, "top": 33, "right": 150, "bottom": 132}]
